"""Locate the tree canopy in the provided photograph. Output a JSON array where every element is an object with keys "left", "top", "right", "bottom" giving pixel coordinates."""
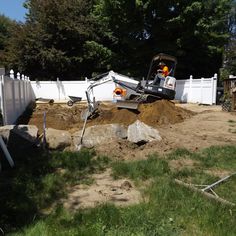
[
  {"left": 0, "top": 0, "right": 235, "bottom": 80},
  {"left": 0, "top": 15, "right": 17, "bottom": 67}
]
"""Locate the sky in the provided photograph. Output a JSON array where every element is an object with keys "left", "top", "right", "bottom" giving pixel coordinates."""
[{"left": 0, "top": 0, "right": 28, "bottom": 22}]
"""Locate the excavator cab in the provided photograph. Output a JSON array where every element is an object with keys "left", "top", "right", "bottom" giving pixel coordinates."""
[
  {"left": 146, "top": 53, "right": 177, "bottom": 81},
  {"left": 143, "top": 53, "right": 177, "bottom": 100}
]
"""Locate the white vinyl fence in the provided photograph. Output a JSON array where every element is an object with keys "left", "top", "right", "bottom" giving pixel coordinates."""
[
  {"left": 31, "top": 78, "right": 116, "bottom": 101},
  {"left": 175, "top": 74, "right": 217, "bottom": 105},
  {"left": 0, "top": 69, "right": 217, "bottom": 126},
  {"left": 0, "top": 69, "right": 35, "bottom": 125},
  {"left": 31, "top": 74, "right": 217, "bottom": 105}
]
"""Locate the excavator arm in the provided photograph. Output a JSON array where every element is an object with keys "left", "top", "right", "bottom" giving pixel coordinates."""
[{"left": 81, "top": 71, "right": 140, "bottom": 120}]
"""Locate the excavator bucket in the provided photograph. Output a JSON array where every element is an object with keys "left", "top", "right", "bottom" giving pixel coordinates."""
[{"left": 116, "top": 100, "right": 139, "bottom": 110}]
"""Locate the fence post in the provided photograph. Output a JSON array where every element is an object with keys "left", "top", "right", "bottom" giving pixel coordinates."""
[
  {"left": 57, "top": 77, "right": 60, "bottom": 100},
  {"left": 0, "top": 73, "right": 5, "bottom": 125},
  {"left": 0, "top": 75, "right": 6, "bottom": 125},
  {"left": 26, "top": 76, "right": 30, "bottom": 105},
  {"left": 212, "top": 73, "right": 217, "bottom": 105},
  {"left": 17, "top": 72, "right": 22, "bottom": 116},
  {"left": 10, "top": 69, "right": 14, "bottom": 79},
  {"left": 189, "top": 75, "right": 193, "bottom": 103},
  {"left": 200, "top": 77, "right": 204, "bottom": 104},
  {"left": 17, "top": 72, "right": 20, "bottom": 80},
  {"left": 11, "top": 71, "right": 16, "bottom": 120},
  {"left": 21, "top": 74, "right": 26, "bottom": 108}
]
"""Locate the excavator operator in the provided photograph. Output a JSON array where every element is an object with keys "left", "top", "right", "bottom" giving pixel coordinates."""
[
  {"left": 157, "top": 61, "right": 169, "bottom": 77},
  {"left": 153, "top": 61, "right": 169, "bottom": 86}
]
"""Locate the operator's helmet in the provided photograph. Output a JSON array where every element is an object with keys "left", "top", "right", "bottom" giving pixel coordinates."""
[{"left": 158, "top": 61, "right": 166, "bottom": 66}]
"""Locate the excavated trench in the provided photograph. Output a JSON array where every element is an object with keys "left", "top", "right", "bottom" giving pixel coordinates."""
[{"left": 18, "top": 100, "right": 194, "bottom": 134}]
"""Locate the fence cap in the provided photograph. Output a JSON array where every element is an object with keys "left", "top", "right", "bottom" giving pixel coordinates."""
[{"left": 229, "top": 75, "right": 236, "bottom": 79}]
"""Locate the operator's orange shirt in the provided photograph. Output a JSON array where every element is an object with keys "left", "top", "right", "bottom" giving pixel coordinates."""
[{"left": 162, "top": 66, "right": 169, "bottom": 77}]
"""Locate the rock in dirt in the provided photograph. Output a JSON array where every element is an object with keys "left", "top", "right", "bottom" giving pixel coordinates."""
[
  {"left": 127, "top": 120, "right": 162, "bottom": 144},
  {"left": 73, "top": 123, "right": 127, "bottom": 148},
  {"left": 45, "top": 128, "right": 71, "bottom": 149},
  {"left": 121, "top": 180, "right": 132, "bottom": 191},
  {"left": 0, "top": 125, "right": 38, "bottom": 144}
]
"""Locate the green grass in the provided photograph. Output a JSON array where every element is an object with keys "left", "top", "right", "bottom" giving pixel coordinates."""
[
  {"left": 11, "top": 177, "right": 236, "bottom": 236},
  {"left": 0, "top": 147, "right": 109, "bottom": 233},
  {"left": 2, "top": 145, "right": 236, "bottom": 235},
  {"left": 112, "top": 155, "right": 170, "bottom": 180},
  {"left": 196, "top": 145, "right": 236, "bottom": 170}
]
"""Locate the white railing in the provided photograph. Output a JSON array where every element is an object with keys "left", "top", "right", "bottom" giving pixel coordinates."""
[
  {"left": 31, "top": 74, "right": 217, "bottom": 105},
  {"left": 0, "top": 69, "right": 35, "bottom": 125}
]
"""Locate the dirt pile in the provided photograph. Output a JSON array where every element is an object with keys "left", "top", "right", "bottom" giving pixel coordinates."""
[
  {"left": 19, "top": 100, "right": 194, "bottom": 134},
  {"left": 91, "top": 100, "right": 194, "bottom": 127}
]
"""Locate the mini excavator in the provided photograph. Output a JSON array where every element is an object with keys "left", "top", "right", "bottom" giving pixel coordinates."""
[{"left": 81, "top": 53, "right": 177, "bottom": 120}]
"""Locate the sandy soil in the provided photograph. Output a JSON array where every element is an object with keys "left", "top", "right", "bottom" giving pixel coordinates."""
[
  {"left": 19, "top": 101, "right": 236, "bottom": 160},
  {"left": 61, "top": 169, "right": 142, "bottom": 210},
  {"left": 95, "top": 104, "right": 236, "bottom": 160},
  {"left": 24, "top": 101, "right": 236, "bottom": 209},
  {"left": 19, "top": 100, "right": 193, "bottom": 134}
]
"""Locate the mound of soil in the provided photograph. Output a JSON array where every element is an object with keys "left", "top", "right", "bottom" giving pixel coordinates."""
[
  {"left": 19, "top": 100, "right": 194, "bottom": 134},
  {"left": 91, "top": 100, "right": 193, "bottom": 127}
]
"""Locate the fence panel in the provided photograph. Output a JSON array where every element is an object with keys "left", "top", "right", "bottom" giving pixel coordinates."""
[
  {"left": 0, "top": 72, "right": 35, "bottom": 125},
  {"left": 30, "top": 80, "right": 116, "bottom": 101},
  {"left": 176, "top": 74, "right": 217, "bottom": 105},
  {"left": 31, "top": 74, "right": 217, "bottom": 105},
  {"left": 0, "top": 68, "right": 219, "bottom": 126}
]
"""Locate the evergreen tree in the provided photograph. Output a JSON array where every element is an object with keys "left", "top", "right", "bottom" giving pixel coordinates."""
[
  {"left": 6, "top": 0, "right": 112, "bottom": 80},
  {"left": 93, "top": 0, "right": 233, "bottom": 78},
  {"left": 0, "top": 15, "right": 17, "bottom": 68},
  {"left": 4, "top": 0, "right": 234, "bottom": 80}
]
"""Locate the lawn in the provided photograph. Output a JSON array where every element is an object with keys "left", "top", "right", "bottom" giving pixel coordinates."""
[{"left": 1, "top": 145, "right": 235, "bottom": 235}]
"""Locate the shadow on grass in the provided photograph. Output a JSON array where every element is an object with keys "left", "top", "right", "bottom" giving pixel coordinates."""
[{"left": 0, "top": 145, "right": 107, "bottom": 234}]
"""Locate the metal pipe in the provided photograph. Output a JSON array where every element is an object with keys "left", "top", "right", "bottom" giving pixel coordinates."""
[{"left": 202, "top": 173, "right": 236, "bottom": 192}]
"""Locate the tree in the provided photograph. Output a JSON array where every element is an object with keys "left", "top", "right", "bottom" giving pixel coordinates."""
[
  {"left": 5, "top": 0, "right": 234, "bottom": 80},
  {"left": 93, "top": 0, "right": 233, "bottom": 78},
  {"left": 0, "top": 15, "right": 17, "bottom": 68},
  {"left": 6, "top": 0, "right": 112, "bottom": 80},
  {"left": 221, "top": 0, "right": 236, "bottom": 80}
]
